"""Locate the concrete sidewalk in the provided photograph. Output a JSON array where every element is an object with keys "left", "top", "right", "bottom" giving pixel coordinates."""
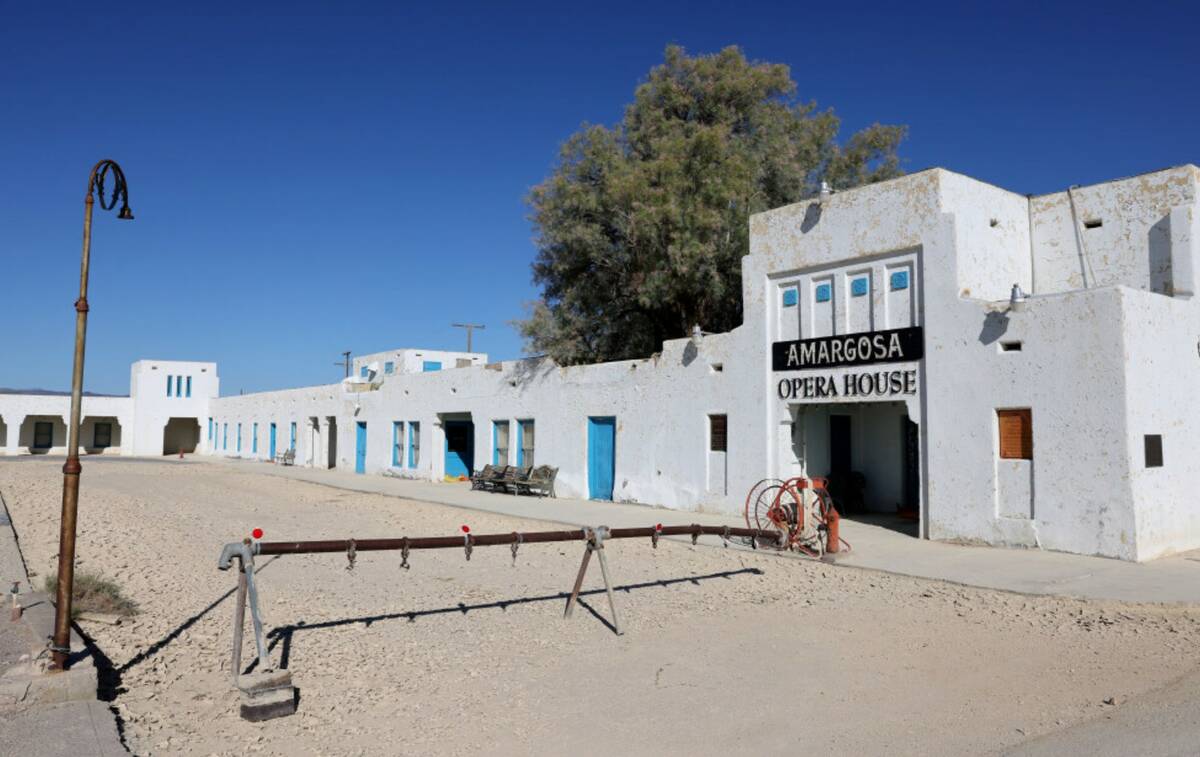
[
  {"left": 0, "top": 489, "right": 126, "bottom": 755},
  {"left": 214, "top": 457, "right": 1200, "bottom": 605}
]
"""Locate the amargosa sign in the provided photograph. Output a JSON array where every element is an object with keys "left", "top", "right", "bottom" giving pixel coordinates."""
[{"left": 772, "top": 327, "right": 923, "bottom": 372}]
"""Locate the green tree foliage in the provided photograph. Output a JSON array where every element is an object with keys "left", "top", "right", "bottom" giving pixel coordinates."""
[{"left": 522, "top": 45, "right": 906, "bottom": 365}]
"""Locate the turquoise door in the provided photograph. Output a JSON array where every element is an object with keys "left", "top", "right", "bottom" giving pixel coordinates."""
[
  {"left": 587, "top": 416, "right": 616, "bottom": 500},
  {"left": 443, "top": 420, "right": 474, "bottom": 478},
  {"left": 269, "top": 423, "right": 277, "bottom": 459},
  {"left": 355, "top": 421, "right": 367, "bottom": 474}
]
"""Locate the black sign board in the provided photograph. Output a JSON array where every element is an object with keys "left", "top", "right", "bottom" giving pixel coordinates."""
[{"left": 772, "top": 327, "right": 923, "bottom": 372}]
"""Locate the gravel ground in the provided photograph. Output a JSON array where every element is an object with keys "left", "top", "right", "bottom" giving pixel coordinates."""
[{"left": 3, "top": 457, "right": 1200, "bottom": 756}]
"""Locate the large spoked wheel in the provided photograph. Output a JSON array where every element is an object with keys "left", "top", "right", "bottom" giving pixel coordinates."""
[{"left": 746, "top": 482, "right": 794, "bottom": 549}]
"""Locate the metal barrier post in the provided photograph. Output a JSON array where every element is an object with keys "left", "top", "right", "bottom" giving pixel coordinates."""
[{"left": 231, "top": 565, "right": 247, "bottom": 681}]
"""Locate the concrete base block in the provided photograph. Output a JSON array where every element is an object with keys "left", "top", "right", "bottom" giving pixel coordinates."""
[
  {"left": 236, "top": 669, "right": 292, "bottom": 695},
  {"left": 22, "top": 665, "right": 97, "bottom": 706},
  {"left": 239, "top": 686, "right": 296, "bottom": 722}
]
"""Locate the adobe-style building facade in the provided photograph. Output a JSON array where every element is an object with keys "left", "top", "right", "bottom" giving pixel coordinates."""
[{"left": 3, "top": 166, "right": 1197, "bottom": 562}]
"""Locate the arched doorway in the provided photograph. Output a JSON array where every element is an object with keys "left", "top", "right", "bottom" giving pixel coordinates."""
[{"left": 163, "top": 417, "right": 201, "bottom": 455}]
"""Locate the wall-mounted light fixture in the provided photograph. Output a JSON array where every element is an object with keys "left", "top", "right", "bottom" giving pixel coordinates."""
[{"left": 1009, "top": 283, "right": 1028, "bottom": 313}]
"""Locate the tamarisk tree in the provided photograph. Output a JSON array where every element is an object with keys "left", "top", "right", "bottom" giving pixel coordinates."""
[{"left": 521, "top": 45, "right": 906, "bottom": 365}]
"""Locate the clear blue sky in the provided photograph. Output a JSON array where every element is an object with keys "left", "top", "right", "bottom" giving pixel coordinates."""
[{"left": 1, "top": 1, "right": 1196, "bottom": 395}]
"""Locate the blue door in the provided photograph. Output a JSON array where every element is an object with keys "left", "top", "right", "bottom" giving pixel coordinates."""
[
  {"left": 587, "top": 416, "right": 616, "bottom": 500},
  {"left": 443, "top": 420, "right": 474, "bottom": 479},
  {"left": 355, "top": 421, "right": 367, "bottom": 474},
  {"left": 269, "top": 423, "right": 277, "bottom": 459}
]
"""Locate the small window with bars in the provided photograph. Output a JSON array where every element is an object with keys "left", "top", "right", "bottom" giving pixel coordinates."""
[
  {"left": 709, "top": 414, "right": 728, "bottom": 453},
  {"left": 997, "top": 409, "right": 1032, "bottom": 460}
]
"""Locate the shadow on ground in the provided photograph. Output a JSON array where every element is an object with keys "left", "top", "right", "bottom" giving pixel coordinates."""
[{"left": 255, "top": 567, "right": 763, "bottom": 673}]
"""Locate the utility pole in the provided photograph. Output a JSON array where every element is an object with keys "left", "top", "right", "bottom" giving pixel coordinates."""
[
  {"left": 334, "top": 351, "right": 351, "bottom": 378},
  {"left": 451, "top": 323, "right": 485, "bottom": 353}
]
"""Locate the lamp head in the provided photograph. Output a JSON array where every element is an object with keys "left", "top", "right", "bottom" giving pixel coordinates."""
[
  {"left": 117, "top": 205, "right": 134, "bottom": 221},
  {"left": 1009, "top": 283, "right": 1027, "bottom": 312}
]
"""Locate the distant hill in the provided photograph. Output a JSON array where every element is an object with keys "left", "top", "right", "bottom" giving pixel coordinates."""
[{"left": 0, "top": 388, "right": 128, "bottom": 398}]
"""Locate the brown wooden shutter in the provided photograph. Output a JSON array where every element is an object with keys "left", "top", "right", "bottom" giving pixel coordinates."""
[{"left": 997, "top": 409, "right": 1032, "bottom": 459}]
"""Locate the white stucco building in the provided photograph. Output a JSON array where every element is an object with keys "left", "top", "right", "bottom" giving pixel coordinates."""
[{"left": 3, "top": 165, "right": 1198, "bottom": 562}]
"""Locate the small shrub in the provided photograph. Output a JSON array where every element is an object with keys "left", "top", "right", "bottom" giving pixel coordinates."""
[{"left": 42, "top": 570, "right": 138, "bottom": 618}]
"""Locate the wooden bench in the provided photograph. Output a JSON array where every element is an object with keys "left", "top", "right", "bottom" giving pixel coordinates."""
[
  {"left": 500, "top": 465, "right": 532, "bottom": 494},
  {"left": 511, "top": 465, "right": 557, "bottom": 497},
  {"left": 470, "top": 464, "right": 499, "bottom": 490},
  {"left": 274, "top": 448, "right": 296, "bottom": 466}
]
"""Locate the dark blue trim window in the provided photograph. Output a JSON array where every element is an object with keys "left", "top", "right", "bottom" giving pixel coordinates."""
[
  {"left": 815, "top": 283, "right": 832, "bottom": 303},
  {"left": 385, "top": 361, "right": 394, "bottom": 375},
  {"left": 167, "top": 375, "right": 173, "bottom": 397},
  {"left": 781, "top": 288, "right": 798, "bottom": 307},
  {"left": 851, "top": 277, "right": 869, "bottom": 297},
  {"left": 360, "top": 366, "right": 369, "bottom": 378},
  {"left": 422, "top": 361, "right": 441, "bottom": 372},
  {"left": 890, "top": 270, "right": 910, "bottom": 290},
  {"left": 186, "top": 376, "right": 192, "bottom": 398}
]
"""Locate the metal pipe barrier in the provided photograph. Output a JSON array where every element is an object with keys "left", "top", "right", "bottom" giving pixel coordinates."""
[{"left": 217, "top": 523, "right": 780, "bottom": 689}]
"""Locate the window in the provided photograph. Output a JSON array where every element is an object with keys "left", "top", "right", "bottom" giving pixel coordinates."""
[
  {"left": 186, "top": 376, "right": 192, "bottom": 398},
  {"left": 223, "top": 423, "right": 228, "bottom": 450},
  {"left": 252, "top": 423, "right": 258, "bottom": 454},
  {"left": 176, "top": 376, "right": 183, "bottom": 397},
  {"left": 709, "top": 414, "right": 728, "bottom": 452},
  {"left": 290, "top": 422, "right": 297, "bottom": 451},
  {"left": 408, "top": 422, "right": 420, "bottom": 467},
  {"left": 94, "top": 422, "right": 112, "bottom": 449},
  {"left": 997, "top": 409, "right": 1032, "bottom": 460},
  {"left": 851, "top": 277, "right": 869, "bottom": 297},
  {"left": 237, "top": 423, "right": 242, "bottom": 452},
  {"left": 782, "top": 288, "right": 798, "bottom": 307},
  {"left": 1000, "top": 341, "right": 1023, "bottom": 352},
  {"left": 33, "top": 422, "right": 53, "bottom": 449},
  {"left": 890, "top": 270, "right": 910, "bottom": 290},
  {"left": 1145, "top": 435, "right": 1163, "bottom": 468},
  {"left": 360, "top": 366, "right": 369, "bottom": 378},
  {"left": 494, "top": 420, "right": 510, "bottom": 465},
  {"left": 456, "top": 358, "right": 472, "bottom": 368},
  {"left": 423, "top": 361, "right": 442, "bottom": 372},
  {"left": 207, "top": 418, "right": 213, "bottom": 440},
  {"left": 385, "top": 361, "right": 394, "bottom": 375},
  {"left": 518, "top": 419, "right": 535, "bottom": 467},
  {"left": 815, "top": 283, "right": 832, "bottom": 303},
  {"left": 393, "top": 421, "right": 404, "bottom": 466},
  {"left": 167, "top": 375, "right": 173, "bottom": 397}
]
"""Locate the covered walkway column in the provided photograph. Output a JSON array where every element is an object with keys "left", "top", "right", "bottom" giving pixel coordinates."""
[
  {"left": 118, "top": 415, "right": 134, "bottom": 455},
  {"left": 1, "top": 414, "right": 20, "bottom": 455}
]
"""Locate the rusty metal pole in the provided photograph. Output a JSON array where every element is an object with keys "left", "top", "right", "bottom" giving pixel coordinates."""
[{"left": 50, "top": 160, "right": 132, "bottom": 672}]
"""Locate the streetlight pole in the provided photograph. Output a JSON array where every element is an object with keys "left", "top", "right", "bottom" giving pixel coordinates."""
[{"left": 50, "top": 160, "right": 133, "bottom": 672}]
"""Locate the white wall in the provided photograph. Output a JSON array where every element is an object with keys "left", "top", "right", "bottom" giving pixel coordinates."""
[
  {"left": 0, "top": 394, "right": 133, "bottom": 456},
  {"left": 129, "top": 360, "right": 218, "bottom": 456}
]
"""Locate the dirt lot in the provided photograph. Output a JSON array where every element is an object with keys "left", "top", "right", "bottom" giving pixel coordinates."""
[{"left": 3, "top": 457, "right": 1200, "bottom": 756}]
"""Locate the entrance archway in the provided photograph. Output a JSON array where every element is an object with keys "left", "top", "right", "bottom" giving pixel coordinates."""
[
  {"left": 787, "top": 401, "right": 920, "bottom": 536},
  {"left": 163, "top": 417, "right": 200, "bottom": 455}
]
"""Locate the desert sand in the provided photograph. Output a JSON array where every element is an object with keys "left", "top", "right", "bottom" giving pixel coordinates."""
[{"left": 2, "top": 457, "right": 1199, "bottom": 756}]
